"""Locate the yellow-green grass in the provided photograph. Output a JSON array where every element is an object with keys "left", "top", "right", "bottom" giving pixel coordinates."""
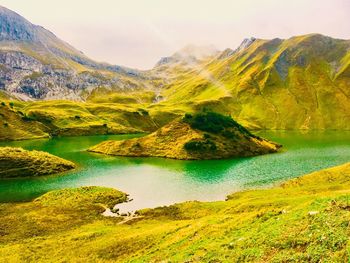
[
  {"left": 87, "top": 88, "right": 157, "bottom": 105},
  {"left": 0, "top": 90, "right": 14, "bottom": 100},
  {"left": 0, "top": 100, "right": 163, "bottom": 140},
  {"left": 1, "top": 98, "right": 227, "bottom": 141},
  {"left": 0, "top": 147, "right": 75, "bottom": 178},
  {"left": 1, "top": 162, "right": 350, "bottom": 261},
  {"left": 0, "top": 103, "right": 49, "bottom": 141}
]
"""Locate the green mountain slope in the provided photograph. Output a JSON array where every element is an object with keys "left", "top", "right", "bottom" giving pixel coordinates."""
[
  {"left": 0, "top": 99, "right": 161, "bottom": 141},
  {"left": 1, "top": 4, "right": 350, "bottom": 131},
  {"left": 157, "top": 34, "right": 350, "bottom": 130}
]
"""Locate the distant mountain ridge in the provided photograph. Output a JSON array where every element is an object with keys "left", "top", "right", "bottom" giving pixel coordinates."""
[
  {"left": 0, "top": 5, "right": 152, "bottom": 101},
  {"left": 1, "top": 6, "right": 350, "bottom": 130}
]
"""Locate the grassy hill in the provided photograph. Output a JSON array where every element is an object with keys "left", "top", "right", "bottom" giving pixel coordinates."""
[
  {"left": 0, "top": 101, "right": 49, "bottom": 140},
  {"left": 89, "top": 112, "right": 280, "bottom": 160},
  {"left": 1, "top": 162, "right": 350, "bottom": 261},
  {"left": 0, "top": 147, "right": 75, "bottom": 178}
]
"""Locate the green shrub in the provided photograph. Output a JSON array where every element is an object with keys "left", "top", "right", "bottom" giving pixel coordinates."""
[
  {"left": 1, "top": 102, "right": 5, "bottom": 106},
  {"left": 184, "top": 139, "right": 217, "bottom": 152},
  {"left": 183, "top": 111, "right": 258, "bottom": 138},
  {"left": 203, "top": 133, "right": 211, "bottom": 139},
  {"left": 184, "top": 113, "right": 193, "bottom": 120},
  {"left": 3, "top": 122, "right": 8, "bottom": 127},
  {"left": 103, "top": 123, "right": 108, "bottom": 128},
  {"left": 138, "top": 109, "right": 149, "bottom": 116},
  {"left": 9, "top": 102, "right": 14, "bottom": 108},
  {"left": 222, "top": 130, "right": 236, "bottom": 139},
  {"left": 183, "top": 111, "right": 237, "bottom": 133},
  {"left": 22, "top": 114, "right": 36, "bottom": 122},
  {"left": 74, "top": 115, "right": 81, "bottom": 119}
]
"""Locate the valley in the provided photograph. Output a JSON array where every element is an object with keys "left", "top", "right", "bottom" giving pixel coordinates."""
[
  {"left": 1, "top": 3, "right": 350, "bottom": 262},
  {"left": 1, "top": 5, "right": 350, "bottom": 134}
]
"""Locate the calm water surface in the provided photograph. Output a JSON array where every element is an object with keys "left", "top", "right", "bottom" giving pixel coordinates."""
[{"left": 1, "top": 131, "right": 350, "bottom": 212}]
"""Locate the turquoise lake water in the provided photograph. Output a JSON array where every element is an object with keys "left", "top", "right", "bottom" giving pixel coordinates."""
[{"left": 1, "top": 131, "right": 350, "bottom": 211}]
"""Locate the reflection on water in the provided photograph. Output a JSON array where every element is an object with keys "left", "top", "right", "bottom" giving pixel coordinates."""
[{"left": 1, "top": 131, "right": 350, "bottom": 211}]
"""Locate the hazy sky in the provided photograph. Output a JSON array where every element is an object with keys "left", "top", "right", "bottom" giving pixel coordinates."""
[{"left": 0, "top": 0, "right": 349, "bottom": 69}]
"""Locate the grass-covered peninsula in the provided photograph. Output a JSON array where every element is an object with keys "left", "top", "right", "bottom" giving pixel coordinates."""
[
  {"left": 0, "top": 147, "right": 76, "bottom": 178},
  {"left": 1, "top": 162, "right": 350, "bottom": 262},
  {"left": 89, "top": 112, "right": 281, "bottom": 160}
]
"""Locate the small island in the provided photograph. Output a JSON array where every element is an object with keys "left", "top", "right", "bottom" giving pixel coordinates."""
[
  {"left": 0, "top": 147, "right": 76, "bottom": 178},
  {"left": 89, "top": 112, "right": 281, "bottom": 160}
]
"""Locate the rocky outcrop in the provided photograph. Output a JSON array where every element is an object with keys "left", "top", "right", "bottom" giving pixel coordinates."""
[
  {"left": 0, "top": 6, "right": 37, "bottom": 41},
  {"left": 0, "top": 49, "right": 152, "bottom": 100},
  {"left": 235, "top": 37, "right": 256, "bottom": 53}
]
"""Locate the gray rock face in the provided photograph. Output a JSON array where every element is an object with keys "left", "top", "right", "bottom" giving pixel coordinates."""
[
  {"left": 0, "top": 52, "right": 42, "bottom": 71},
  {"left": 0, "top": 5, "right": 151, "bottom": 101},
  {"left": 217, "top": 38, "right": 257, "bottom": 60},
  {"left": 236, "top": 37, "right": 256, "bottom": 52},
  {"left": 0, "top": 6, "right": 37, "bottom": 41},
  {"left": 0, "top": 50, "right": 143, "bottom": 100}
]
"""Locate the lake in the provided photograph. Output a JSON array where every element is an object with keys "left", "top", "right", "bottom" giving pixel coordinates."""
[{"left": 1, "top": 131, "right": 350, "bottom": 212}]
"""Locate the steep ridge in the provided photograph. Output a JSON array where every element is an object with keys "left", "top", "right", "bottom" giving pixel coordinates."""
[{"left": 157, "top": 34, "right": 350, "bottom": 130}]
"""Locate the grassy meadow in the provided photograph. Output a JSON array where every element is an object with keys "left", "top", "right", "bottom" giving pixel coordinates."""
[{"left": 1, "top": 162, "right": 350, "bottom": 262}]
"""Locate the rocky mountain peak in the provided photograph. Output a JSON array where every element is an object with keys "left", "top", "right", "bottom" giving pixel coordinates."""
[
  {"left": 0, "top": 5, "right": 37, "bottom": 41},
  {"left": 236, "top": 37, "right": 256, "bottom": 52}
]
